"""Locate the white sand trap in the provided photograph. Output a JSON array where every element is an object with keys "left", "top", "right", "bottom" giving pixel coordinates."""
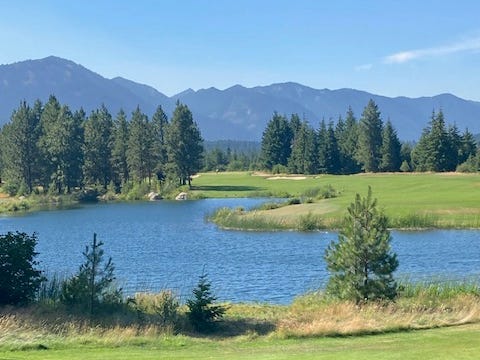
[{"left": 267, "top": 176, "right": 307, "bottom": 180}]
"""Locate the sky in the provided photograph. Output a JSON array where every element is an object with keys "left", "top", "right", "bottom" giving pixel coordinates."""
[{"left": 1, "top": 0, "right": 480, "bottom": 100}]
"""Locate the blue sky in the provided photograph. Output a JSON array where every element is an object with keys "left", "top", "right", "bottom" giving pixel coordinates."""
[{"left": 1, "top": 0, "right": 480, "bottom": 100}]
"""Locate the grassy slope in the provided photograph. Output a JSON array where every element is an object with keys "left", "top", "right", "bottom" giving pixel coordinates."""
[
  {"left": 191, "top": 172, "right": 480, "bottom": 228},
  {"left": 2, "top": 323, "right": 479, "bottom": 359}
]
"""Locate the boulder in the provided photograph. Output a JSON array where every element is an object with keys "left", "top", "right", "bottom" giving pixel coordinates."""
[
  {"left": 175, "top": 192, "right": 188, "bottom": 201},
  {"left": 147, "top": 192, "right": 162, "bottom": 201}
]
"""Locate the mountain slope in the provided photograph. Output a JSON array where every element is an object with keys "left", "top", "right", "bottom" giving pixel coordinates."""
[
  {"left": 1, "top": 56, "right": 480, "bottom": 141},
  {"left": 0, "top": 56, "right": 168, "bottom": 119}
]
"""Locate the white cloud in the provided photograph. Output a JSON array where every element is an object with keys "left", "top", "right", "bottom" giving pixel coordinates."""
[
  {"left": 355, "top": 63, "right": 373, "bottom": 71},
  {"left": 384, "top": 36, "right": 480, "bottom": 64}
]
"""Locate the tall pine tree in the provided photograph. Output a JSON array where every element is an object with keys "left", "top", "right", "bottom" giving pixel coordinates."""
[
  {"left": 356, "top": 100, "right": 383, "bottom": 172},
  {"left": 165, "top": 102, "right": 204, "bottom": 186},
  {"left": 260, "top": 113, "right": 292, "bottom": 170}
]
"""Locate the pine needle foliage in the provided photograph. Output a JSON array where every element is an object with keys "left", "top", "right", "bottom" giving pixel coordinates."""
[
  {"left": 324, "top": 187, "right": 398, "bottom": 303},
  {"left": 186, "top": 272, "right": 226, "bottom": 332}
]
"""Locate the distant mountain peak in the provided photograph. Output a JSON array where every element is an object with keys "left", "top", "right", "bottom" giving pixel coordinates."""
[{"left": 1, "top": 56, "right": 480, "bottom": 141}]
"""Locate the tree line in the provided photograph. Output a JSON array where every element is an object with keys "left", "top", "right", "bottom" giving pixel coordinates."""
[
  {"left": 261, "top": 99, "right": 478, "bottom": 174},
  {"left": 0, "top": 96, "right": 204, "bottom": 196}
]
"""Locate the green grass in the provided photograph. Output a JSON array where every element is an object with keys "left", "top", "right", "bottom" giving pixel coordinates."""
[
  {"left": 192, "top": 171, "right": 480, "bottom": 230},
  {"left": 1, "top": 323, "right": 480, "bottom": 359}
]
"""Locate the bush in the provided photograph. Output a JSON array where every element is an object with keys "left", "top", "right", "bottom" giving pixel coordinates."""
[
  {"left": 186, "top": 272, "right": 226, "bottom": 332},
  {"left": 133, "top": 291, "right": 179, "bottom": 327},
  {"left": 272, "top": 164, "right": 289, "bottom": 174},
  {"left": 297, "top": 212, "right": 323, "bottom": 231},
  {"left": 287, "top": 198, "right": 301, "bottom": 205},
  {"left": 0, "top": 232, "right": 45, "bottom": 305}
]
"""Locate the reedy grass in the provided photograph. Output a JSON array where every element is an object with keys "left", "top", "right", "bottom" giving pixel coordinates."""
[{"left": 2, "top": 280, "right": 479, "bottom": 350}]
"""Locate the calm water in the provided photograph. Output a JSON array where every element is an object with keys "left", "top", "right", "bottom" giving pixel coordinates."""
[{"left": 1, "top": 199, "right": 480, "bottom": 304}]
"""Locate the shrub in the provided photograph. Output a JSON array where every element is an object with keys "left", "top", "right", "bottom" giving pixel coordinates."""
[
  {"left": 272, "top": 164, "right": 289, "bottom": 174},
  {"left": 133, "top": 291, "right": 179, "bottom": 327},
  {"left": 287, "top": 198, "right": 301, "bottom": 205},
  {"left": 297, "top": 212, "right": 323, "bottom": 231},
  {"left": 186, "top": 272, "right": 226, "bottom": 332},
  {"left": 0, "top": 232, "right": 45, "bottom": 305}
]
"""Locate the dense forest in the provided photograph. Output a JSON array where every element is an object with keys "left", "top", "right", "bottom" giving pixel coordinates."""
[
  {"left": 0, "top": 97, "right": 478, "bottom": 198},
  {"left": 260, "top": 99, "right": 478, "bottom": 175},
  {"left": 0, "top": 96, "right": 204, "bottom": 197}
]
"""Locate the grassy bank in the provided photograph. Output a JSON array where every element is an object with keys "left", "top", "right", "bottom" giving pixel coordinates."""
[
  {"left": 193, "top": 171, "right": 480, "bottom": 230},
  {"left": 2, "top": 281, "right": 480, "bottom": 359}
]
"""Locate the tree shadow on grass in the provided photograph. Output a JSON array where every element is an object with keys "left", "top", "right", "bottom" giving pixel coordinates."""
[
  {"left": 191, "top": 185, "right": 264, "bottom": 192},
  {"left": 186, "top": 317, "right": 277, "bottom": 338}
]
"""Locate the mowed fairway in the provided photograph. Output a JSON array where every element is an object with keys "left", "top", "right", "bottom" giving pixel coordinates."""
[
  {"left": 191, "top": 172, "right": 480, "bottom": 228},
  {"left": 2, "top": 323, "right": 479, "bottom": 359}
]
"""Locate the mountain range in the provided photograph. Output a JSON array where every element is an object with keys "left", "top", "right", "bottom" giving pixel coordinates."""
[{"left": 1, "top": 56, "right": 480, "bottom": 141}]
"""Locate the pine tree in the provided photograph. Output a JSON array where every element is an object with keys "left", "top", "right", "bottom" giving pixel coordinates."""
[
  {"left": 150, "top": 105, "right": 169, "bottom": 180},
  {"left": 83, "top": 105, "right": 114, "bottom": 189},
  {"left": 356, "top": 100, "right": 383, "bottom": 172},
  {"left": 0, "top": 101, "right": 41, "bottom": 193},
  {"left": 186, "top": 272, "right": 226, "bottom": 332},
  {"left": 411, "top": 110, "right": 450, "bottom": 172},
  {"left": 288, "top": 121, "right": 317, "bottom": 174},
  {"left": 324, "top": 187, "right": 398, "bottom": 303},
  {"left": 458, "top": 129, "right": 477, "bottom": 165},
  {"left": 60, "top": 233, "right": 121, "bottom": 316},
  {"left": 111, "top": 109, "right": 130, "bottom": 187},
  {"left": 336, "top": 107, "right": 360, "bottom": 174},
  {"left": 126, "top": 107, "right": 153, "bottom": 183},
  {"left": 260, "top": 113, "right": 293, "bottom": 170},
  {"left": 165, "top": 102, "right": 204, "bottom": 186},
  {"left": 317, "top": 119, "right": 328, "bottom": 173},
  {"left": 38, "top": 96, "right": 83, "bottom": 193},
  {"left": 324, "top": 121, "right": 341, "bottom": 174},
  {"left": 379, "top": 120, "right": 402, "bottom": 172}
]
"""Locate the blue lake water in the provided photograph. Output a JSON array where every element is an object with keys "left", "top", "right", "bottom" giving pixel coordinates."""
[{"left": 1, "top": 199, "right": 479, "bottom": 304}]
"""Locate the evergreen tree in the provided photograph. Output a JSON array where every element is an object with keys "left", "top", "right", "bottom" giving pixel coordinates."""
[
  {"left": 111, "top": 109, "right": 130, "bottom": 187},
  {"left": 445, "top": 123, "right": 461, "bottom": 171},
  {"left": 336, "top": 107, "right": 360, "bottom": 174},
  {"left": 60, "top": 233, "right": 121, "bottom": 316},
  {"left": 317, "top": 119, "right": 328, "bottom": 173},
  {"left": 38, "top": 96, "right": 83, "bottom": 193},
  {"left": 0, "top": 101, "right": 41, "bottom": 193},
  {"left": 126, "top": 107, "right": 153, "bottom": 182},
  {"left": 458, "top": 129, "right": 477, "bottom": 165},
  {"left": 150, "top": 105, "right": 169, "bottom": 179},
  {"left": 165, "top": 102, "right": 204, "bottom": 186},
  {"left": 288, "top": 121, "right": 317, "bottom": 174},
  {"left": 0, "top": 232, "right": 45, "bottom": 305},
  {"left": 379, "top": 120, "right": 402, "bottom": 172},
  {"left": 83, "top": 105, "right": 114, "bottom": 189},
  {"left": 411, "top": 110, "right": 450, "bottom": 172},
  {"left": 356, "top": 100, "right": 383, "bottom": 172},
  {"left": 324, "top": 187, "right": 398, "bottom": 303},
  {"left": 260, "top": 113, "right": 293, "bottom": 170},
  {"left": 324, "top": 121, "right": 341, "bottom": 174},
  {"left": 186, "top": 272, "right": 226, "bottom": 332}
]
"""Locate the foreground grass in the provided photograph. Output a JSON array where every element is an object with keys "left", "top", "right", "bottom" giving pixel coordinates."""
[
  {"left": 1, "top": 323, "right": 480, "bottom": 359},
  {"left": 2, "top": 282, "right": 480, "bottom": 358},
  {"left": 193, "top": 171, "right": 480, "bottom": 230}
]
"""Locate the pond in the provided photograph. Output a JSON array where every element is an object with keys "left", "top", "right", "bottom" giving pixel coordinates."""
[{"left": 1, "top": 199, "right": 479, "bottom": 304}]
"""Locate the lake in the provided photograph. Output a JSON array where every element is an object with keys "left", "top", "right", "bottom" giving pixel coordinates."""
[{"left": 1, "top": 198, "right": 480, "bottom": 304}]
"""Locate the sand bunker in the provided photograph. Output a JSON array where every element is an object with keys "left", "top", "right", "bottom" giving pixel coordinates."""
[{"left": 267, "top": 176, "right": 307, "bottom": 180}]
